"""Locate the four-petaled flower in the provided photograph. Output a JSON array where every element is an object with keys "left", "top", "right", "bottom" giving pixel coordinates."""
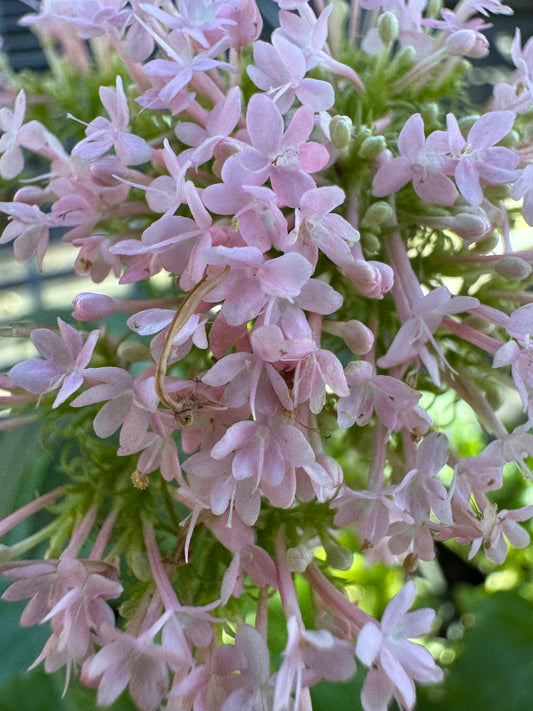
[{"left": 356, "top": 581, "right": 443, "bottom": 711}]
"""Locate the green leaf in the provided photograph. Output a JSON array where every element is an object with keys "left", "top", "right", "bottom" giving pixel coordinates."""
[{"left": 417, "top": 591, "right": 533, "bottom": 711}]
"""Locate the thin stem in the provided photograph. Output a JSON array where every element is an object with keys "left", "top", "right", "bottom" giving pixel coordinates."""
[
  {"left": 441, "top": 371, "right": 508, "bottom": 440},
  {"left": 0, "top": 486, "right": 65, "bottom": 540},
  {"left": 275, "top": 526, "right": 303, "bottom": 623},
  {"left": 442, "top": 315, "right": 502, "bottom": 356},
  {"left": 90, "top": 509, "right": 119, "bottom": 561},
  {"left": 143, "top": 520, "right": 180, "bottom": 611},
  {"left": 305, "top": 563, "right": 373, "bottom": 634},
  {"left": 1, "top": 519, "right": 59, "bottom": 559},
  {"left": 65, "top": 506, "right": 97, "bottom": 557}
]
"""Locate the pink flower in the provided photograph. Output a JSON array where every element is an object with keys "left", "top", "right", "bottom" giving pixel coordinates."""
[
  {"left": 139, "top": 0, "right": 238, "bottom": 48},
  {"left": 338, "top": 360, "right": 431, "bottom": 432},
  {"left": 247, "top": 33, "right": 334, "bottom": 112},
  {"left": 372, "top": 114, "right": 458, "bottom": 206},
  {"left": 396, "top": 433, "right": 451, "bottom": 525},
  {"left": 437, "top": 496, "right": 533, "bottom": 565},
  {"left": 2, "top": 555, "right": 122, "bottom": 676},
  {"left": 210, "top": 419, "right": 317, "bottom": 491},
  {"left": 70, "top": 368, "right": 158, "bottom": 445},
  {"left": 81, "top": 616, "right": 180, "bottom": 711},
  {"left": 221, "top": 93, "right": 329, "bottom": 208},
  {"left": 470, "top": 500, "right": 533, "bottom": 564},
  {"left": 377, "top": 286, "right": 479, "bottom": 385},
  {"left": 212, "top": 624, "right": 275, "bottom": 711},
  {"left": 203, "top": 182, "right": 288, "bottom": 252},
  {"left": 288, "top": 186, "right": 358, "bottom": 268},
  {"left": 72, "top": 76, "right": 151, "bottom": 165},
  {"left": 356, "top": 581, "right": 443, "bottom": 711},
  {"left": 175, "top": 85, "right": 241, "bottom": 167},
  {"left": 333, "top": 480, "right": 415, "bottom": 548},
  {"left": 274, "top": 616, "right": 356, "bottom": 711},
  {"left": 140, "top": 31, "right": 233, "bottom": 108},
  {"left": 203, "top": 248, "right": 314, "bottom": 326},
  {"left": 443, "top": 111, "right": 519, "bottom": 206},
  {"left": 21, "top": 0, "right": 131, "bottom": 40},
  {"left": 0, "top": 201, "right": 53, "bottom": 268},
  {"left": 0, "top": 90, "right": 27, "bottom": 179},
  {"left": 9, "top": 318, "right": 100, "bottom": 408}
]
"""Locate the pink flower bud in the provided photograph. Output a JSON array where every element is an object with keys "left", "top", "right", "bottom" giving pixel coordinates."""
[
  {"left": 13, "top": 186, "right": 46, "bottom": 204},
  {"left": 325, "top": 319, "right": 375, "bottom": 355},
  {"left": 451, "top": 210, "right": 492, "bottom": 242},
  {"left": 344, "top": 259, "right": 394, "bottom": 299},
  {"left": 446, "top": 30, "right": 489, "bottom": 59},
  {"left": 494, "top": 256, "right": 532, "bottom": 281},
  {"left": 72, "top": 292, "right": 115, "bottom": 321}
]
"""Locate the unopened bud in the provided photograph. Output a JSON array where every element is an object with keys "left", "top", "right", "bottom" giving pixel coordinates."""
[
  {"left": 360, "top": 201, "right": 393, "bottom": 227},
  {"left": 494, "top": 256, "right": 532, "bottom": 281},
  {"left": 117, "top": 339, "right": 152, "bottom": 363},
  {"left": 485, "top": 383, "right": 504, "bottom": 410},
  {"left": 451, "top": 210, "right": 491, "bottom": 242},
  {"left": 212, "top": 141, "right": 240, "bottom": 177},
  {"left": 126, "top": 550, "right": 151, "bottom": 581},
  {"left": 474, "top": 232, "right": 499, "bottom": 253},
  {"left": 361, "top": 231, "right": 381, "bottom": 255},
  {"left": 89, "top": 157, "right": 124, "bottom": 187},
  {"left": 286, "top": 543, "right": 314, "bottom": 572},
  {"left": 358, "top": 135, "right": 387, "bottom": 159},
  {"left": 323, "top": 539, "right": 353, "bottom": 570},
  {"left": 330, "top": 115, "right": 353, "bottom": 149},
  {"left": 446, "top": 30, "right": 489, "bottom": 58},
  {"left": 458, "top": 114, "right": 479, "bottom": 134},
  {"left": 378, "top": 11, "right": 399, "bottom": 45},
  {"left": 484, "top": 184, "right": 511, "bottom": 201},
  {"left": 395, "top": 45, "right": 416, "bottom": 68},
  {"left": 499, "top": 129, "right": 519, "bottom": 147},
  {"left": 72, "top": 292, "right": 115, "bottom": 321},
  {"left": 13, "top": 186, "right": 46, "bottom": 204},
  {"left": 324, "top": 319, "right": 375, "bottom": 355},
  {"left": 421, "top": 102, "right": 440, "bottom": 126}
]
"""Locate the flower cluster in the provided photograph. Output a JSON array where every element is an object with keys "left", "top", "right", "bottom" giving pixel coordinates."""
[{"left": 1, "top": 1, "right": 533, "bottom": 710}]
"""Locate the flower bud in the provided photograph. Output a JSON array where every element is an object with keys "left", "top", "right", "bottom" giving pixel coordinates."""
[
  {"left": 485, "top": 383, "right": 504, "bottom": 410},
  {"left": 72, "top": 292, "right": 115, "bottom": 321},
  {"left": 361, "top": 231, "right": 381, "bottom": 255},
  {"left": 499, "top": 129, "right": 519, "bottom": 147},
  {"left": 421, "top": 102, "right": 440, "bottom": 126},
  {"left": 286, "top": 543, "right": 314, "bottom": 572},
  {"left": 473, "top": 232, "right": 499, "bottom": 253},
  {"left": 325, "top": 319, "right": 375, "bottom": 355},
  {"left": 360, "top": 201, "right": 393, "bottom": 227},
  {"left": 451, "top": 210, "right": 491, "bottom": 242},
  {"left": 323, "top": 539, "right": 353, "bottom": 570},
  {"left": 358, "top": 135, "right": 387, "bottom": 159},
  {"left": 126, "top": 550, "right": 151, "bottom": 581},
  {"left": 483, "top": 184, "right": 511, "bottom": 201},
  {"left": 345, "top": 259, "right": 394, "bottom": 298},
  {"left": 494, "top": 256, "right": 532, "bottom": 281},
  {"left": 377, "top": 12, "right": 399, "bottom": 45},
  {"left": 395, "top": 45, "right": 416, "bottom": 68},
  {"left": 329, "top": 115, "right": 353, "bottom": 149},
  {"left": 446, "top": 30, "right": 475, "bottom": 56},
  {"left": 458, "top": 114, "right": 480, "bottom": 134},
  {"left": 13, "top": 186, "right": 46, "bottom": 204},
  {"left": 117, "top": 339, "right": 152, "bottom": 363}
]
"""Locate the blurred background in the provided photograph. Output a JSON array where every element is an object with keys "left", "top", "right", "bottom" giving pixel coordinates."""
[{"left": 1, "top": 2, "right": 533, "bottom": 710}]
